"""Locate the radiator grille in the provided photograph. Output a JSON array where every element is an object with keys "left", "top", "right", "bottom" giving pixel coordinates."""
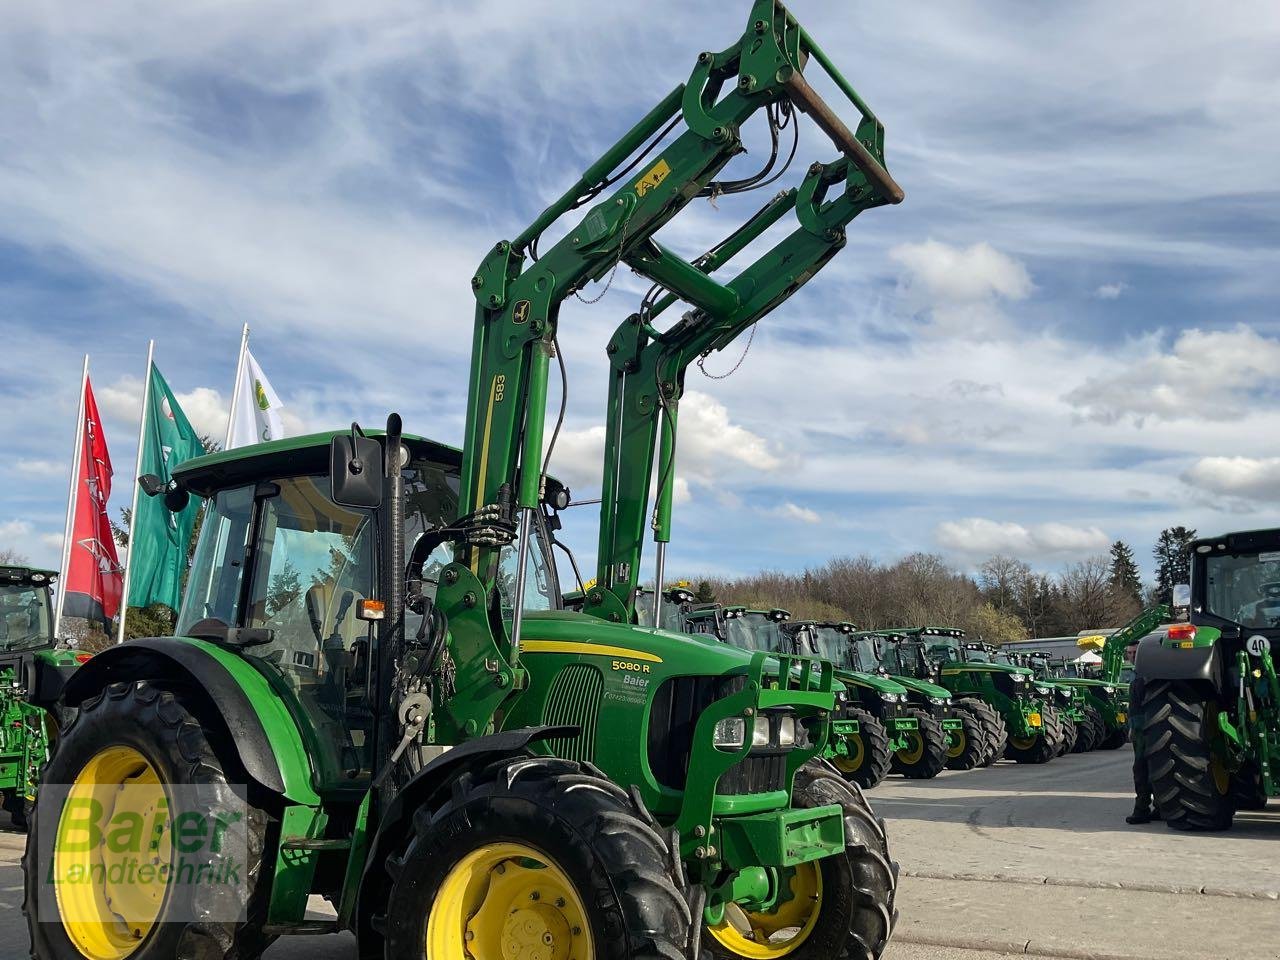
[{"left": 542, "top": 664, "right": 604, "bottom": 762}]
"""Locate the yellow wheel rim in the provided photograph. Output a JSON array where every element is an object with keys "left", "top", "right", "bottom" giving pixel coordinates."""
[
  {"left": 897, "top": 733, "right": 925, "bottom": 766},
  {"left": 1009, "top": 735, "right": 1037, "bottom": 751},
  {"left": 426, "top": 841, "right": 595, "bottom": 960},
  {"left": 708, "top": 862, "right": 823, "bottom": 959},
  {"left": 947, "top": 730, "right": 966, "bottom": 759},
  {"left": 833, "top": 734, "right": 864, "bottom": 773},
  {"left": 53, "top": 746, "right": 171, "bottom": 960}
]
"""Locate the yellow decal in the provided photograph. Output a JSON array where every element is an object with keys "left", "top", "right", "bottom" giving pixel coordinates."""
[
  {"left": 635, "top": 158, "right": 671, "bottom": 197},
  {"left": 512, "top": 300, "right": 530, "bottom": 325},
  {"left": 521, "top": 640, "right": 663, "bottom": 664}
]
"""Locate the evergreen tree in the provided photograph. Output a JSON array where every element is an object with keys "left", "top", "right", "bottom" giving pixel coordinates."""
[
  {"left": 694, "top": 580, "right": 717, "bottom": 604},
  {"left": 1108, "top": 540, "right": 1143, "bottom": 606},
  {"left": 1154, "top": 526, "right": 1196, "bottom": 605}
]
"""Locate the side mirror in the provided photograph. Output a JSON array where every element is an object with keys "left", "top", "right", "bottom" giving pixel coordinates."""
[
  {"left": 330, "top": 425, "right": 384, "bottom": 509},
  {"left": 1172, "top": 583, "right": 1191, "bottom": 608},
  {"left": 138, "top": 474, "right": 190, "bottom": 513}
]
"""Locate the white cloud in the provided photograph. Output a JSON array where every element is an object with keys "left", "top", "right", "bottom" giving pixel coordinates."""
[
  {"left": 1094, "top": 282, "right": 1127, "bottom": 300},
  {"left": 888, "top": 240, "right": 1033, "bottom": 338},
  {"left": 0, "top": 520, "right": 34, "bottom": 545},
  {"left": 1065, "top": 325, "right": 1280, "bottom": 425},
  {"left": 1182, "top": 456, "right": 1280, "bottom": 504},
  {"left": 935, "top": 517, "right": 1109, "bottom": 557},
  {"left": 13, "top": 459, "right": 64, "bottom": 478},
  {"left": 774, "top": 503, "right": 821, "bottom": 524}
]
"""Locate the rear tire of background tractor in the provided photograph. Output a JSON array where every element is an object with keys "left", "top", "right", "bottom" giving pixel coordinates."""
[
  {"left": 890, "top": 709, "right": 948, "bottom": 779},
  {"left": 1072, "top": 705, "right": 1103, "bottom": 753},
  {"left": 1005, "top": 706, "right": 1059, "bottom": 764},
  {"left": 944, "top": 704, "right": 989, "bottom": 771},
  {"left": 1098, "top": 725, "right": 1129, "bottom": 750},
  {"left": 2, "top": 791, "right": 32, "bottom": 831},
  {"left": 382, "top": 754, "right": 691, "bottom": 960},
  {"left": 955, "top": 698, "right": 1002, "bottom": 767},
  {"left": 705, "top": 761, "right": 898, "bottom": 960},
  {"left": 24, "top": 680, "right": 271, "bottom": 960},
  {"left": 983, "top": 710, "right": 1008, "bottom": 766},
  {"left": 1056, "top": 716, "right": 1078, "bottom": 757},
  {"left": 1144, "top": 681, "right": 1235, "bottom": 832},
  {"left": 833, "top": 707, "right": 893, "bottom": 790}
]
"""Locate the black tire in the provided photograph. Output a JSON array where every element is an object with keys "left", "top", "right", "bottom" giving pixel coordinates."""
[
  {"left": 1231, "top": 764, "right": 1269, "bottom": 811},
  {"left": 1099, "top": 724, "right": 1129, "bottom": 750},
  {"left": 705, "top": 761, "right": 898, "bottom": 960},
  {"left": 1004, "top": 705, "right": 1058, "bottom": 765},
  {"left": 954, "top": 698, "right": 1001, "bottom": 766},
  {"left": 833, "top": 707, "right": 893, "bottom": 790},
  {"left": 890, "top": 709, "right": 948, "bottom": 780},
  {"left": 983, "top": 708, "right": 1008, "bottom": 766},
  {"left": 24, "top": 680, "right": 271, "bottom": 960},
  {"left": 943, "top": 704, "right": 988, "bottom": 771},
  {"left": 3, "top": 791, "right": 32, "bottom": 831},
  {"left": 1057, "top": 716, "right": 1078, "bottom": 757},
  {"left": 382, "top": 754, "right": 690, "bottom": 960},
  {"left": 1144, "top": 681, "right": 1235, "bottom": 831},
  {"left": 1072, "top": 704, "right": 1102, "bottom": 753}
]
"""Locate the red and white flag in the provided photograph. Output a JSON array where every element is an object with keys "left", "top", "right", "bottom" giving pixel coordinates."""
[{"left": 61, "top": 377, "right": 123, "bottom": 629}]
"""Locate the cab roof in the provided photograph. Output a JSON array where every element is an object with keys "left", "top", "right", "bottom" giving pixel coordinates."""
[
  {"left": 0, "top": 566, "right": 58, "bottom": 584},
  {"left": 173, "top": 430, "right": 565, "bottom": 501}
]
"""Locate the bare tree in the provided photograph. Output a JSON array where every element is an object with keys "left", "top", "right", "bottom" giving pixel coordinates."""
[
  {"left": 1056, "top": 555, "right": 1131, "bottom": 632},
  {"left": 0, "top": 547, "right": 28, "bottom": 565},
  {"left": 979, "top": 555, "right": 1031, "bottom": 614}
]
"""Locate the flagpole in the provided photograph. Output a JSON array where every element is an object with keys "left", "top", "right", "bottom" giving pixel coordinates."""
[
  {"left": 54, "top": 355, "right": 90, "bottom": 640},
  {"left": 223, "top": 323, "right": 249, "bottom": 449},
  {"left": 116, "top": 340, "right": 155, "bottom": 646}
]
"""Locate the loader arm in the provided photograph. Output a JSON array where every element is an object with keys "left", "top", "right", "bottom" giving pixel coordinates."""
[
  {"left": 432, "top": 0, "right": 902, "bottom": 740},
  {"left": 1102, "top": 604, "right": 1171, "bottom": 685}
]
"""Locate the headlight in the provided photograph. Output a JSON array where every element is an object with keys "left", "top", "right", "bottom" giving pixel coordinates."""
[
  {"left": 713, "top": 718, "right": 746, "bottom": 751},
  {"left": 928, "top": 696, "right": 949, "bottom": 706},
  {"left": 30, "top": 573, "right": 45, "bottom": 583},
  {"left": 836, "top": 690, "right": 849, "bottom": 704},
  {"left": 1010, "top": 673, "right": 1026, "bottom": 683},
  {"left": 1103, "top": 686, "right": 1115, "bottom": 695},
  {"left": 777, "top": 716, "right": 797, "bottom": 747},
  {"left": 752, "top": 715, "right": 771, "bottom": 748},
  {"left": 1035, "top": 685, "right": 1051, "bottom": 696}
]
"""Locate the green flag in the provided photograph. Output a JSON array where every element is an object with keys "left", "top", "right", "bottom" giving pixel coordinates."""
[{"left": 128, "top": 363, "right": 204, "bottom": 611}]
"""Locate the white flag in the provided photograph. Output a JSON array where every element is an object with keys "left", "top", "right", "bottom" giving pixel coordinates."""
[{"left": 227, "top": 349, "right": 286, "bottom": 448}]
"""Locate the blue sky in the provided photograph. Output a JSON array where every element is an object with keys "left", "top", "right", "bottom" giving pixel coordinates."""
[{"left": 2, "top": 1, "right": 1279, "bottom": 586}]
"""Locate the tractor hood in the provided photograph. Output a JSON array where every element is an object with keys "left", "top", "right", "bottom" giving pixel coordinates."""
[
  {"left": 830, "top": 666, "right": 908, "bottom": 696},
  {"left": 890, "top": 673, "right": 951, "bottom": 701}
]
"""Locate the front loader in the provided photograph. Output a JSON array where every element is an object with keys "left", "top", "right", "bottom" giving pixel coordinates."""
[
  {"left": 1135, "top": 529, "right": 1280, "bottom": 830},
  {"left": 0, "top": 566, "right": 88, "bottom": 829},
  {"left": 29, "top": 5, "right": 905, "bottom": 959}
]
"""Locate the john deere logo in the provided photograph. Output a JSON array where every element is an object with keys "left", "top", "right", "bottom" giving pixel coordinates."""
[
  {"left": 512, "top": 300, "right": 531, "bottom": 325},
  {"left": 254, "top": 379, "right": 270, "bottom": 411}
]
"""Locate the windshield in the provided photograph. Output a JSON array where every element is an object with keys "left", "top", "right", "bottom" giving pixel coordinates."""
[
  {"left": 806, "top": 626, "right": 855, "bottom": 669},
  {"left": 1203, "top": 551, "right": 1280, "bottom": 629},
  {"left": 963, "top": 646, "right": 993, "bottom": 664},
  {"left": 851, "top": 637, "right": 881, "bottom": 673},
  {"left": 0, "top": 582, "right": 53, "bottom": 650},
  {"left": 725, "top": 613, "right": 785, "bottom": 653},
  {"left": 882, "top": 641, "right": 923, "bottom": 676},
  {"left": 926, "top": 637, "right": 963, "bottom": 663}
]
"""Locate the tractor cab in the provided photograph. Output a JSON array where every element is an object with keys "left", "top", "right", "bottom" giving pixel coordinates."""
[
  {"left": 0, "top": 567, "right": 55, "bottom": 652},
  {"left": 634, "top": 583, "right": 699, "bottom": 631}
]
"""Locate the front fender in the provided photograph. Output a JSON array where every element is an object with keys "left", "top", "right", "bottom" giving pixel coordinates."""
[
  {"left": 1133, "top": 635, "right": 1222, "bottom": 689},
  {"left": 62, "top": 637, "right": 319, "bottom": 805}
]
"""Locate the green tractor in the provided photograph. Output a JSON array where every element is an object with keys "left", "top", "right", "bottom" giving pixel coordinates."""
[
  {"left": 1013, "top": 653, "right": 1091, "bottom": 755},
  {"left": 875, "top": 633, "right": 1000, "bottom": 769},
  {"left": 29, "top": 6, "right": 906, "bottom": 957},
  {"left": 859, "top": 630, "right": 982, "bottom": 774},
  {"left": 1136, "top": 529, "right": 1280, "bottom": 831},
  {"left": 0, "top": 566, "right": 89, "bottom": 829},
  {"left": 789, "top": 622, "right": 943, "bottom": 783},
  {"left": 901, "top": 627, "right": 1062, "bottom": 765}
]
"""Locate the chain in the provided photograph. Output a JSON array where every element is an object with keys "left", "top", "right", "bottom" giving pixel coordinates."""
[
  {"left": 574, "top": 215, "right": 631, "bottom": 305},
  {"left": 698, "top": 322, "right": 758, "bottom": 380}
]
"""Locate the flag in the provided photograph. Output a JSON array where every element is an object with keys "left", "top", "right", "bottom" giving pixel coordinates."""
[
  {"left": 227, "top": 348, "right": 285, "bottom": 449},
  {"left": 125, "top": 363, "right": 205, "bottom": 611},
  {"left": 62, "top": 378, "right": 123, "bottom": 629}
]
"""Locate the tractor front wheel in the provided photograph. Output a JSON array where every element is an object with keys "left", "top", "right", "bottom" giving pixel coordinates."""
[
  {"left": 1144, "top": 682, "right": 1236, "bottom": 831},
  {"left": 24, "top": 681, "right": 270, "bottom": 960},
  {"left": 1073, "top": 705, "right": 1103, "bottom": 753},
  {"left": 1231, "top": 764, "right": 1269, "bottom": 811},
  {"left": 891, "top": 709, "right": 947, "bottom": 779},
  {"left": 1057, "top": 716, "right": 1078, "bottom": 757},
  {"left": 1098, "top": 723, "right": 1129, "bottom": 750},
  {"left": 944, "top": 703, "right": 988, "bottom": 771},
  {"left": 707, "top": 761, "right": 898, "bottom": 960},
  {"left": 1005, "top": 706, "right": 1059, "bottom": 765},
  {"left": 831, "top": 708, "right": 892, "bottom": 790},
  {"left": 382, "top": 754, "right": 690, "bottom": 960}
]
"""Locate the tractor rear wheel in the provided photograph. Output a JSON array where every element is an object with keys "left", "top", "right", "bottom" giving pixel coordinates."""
[
  {"left": 944, "top": 703, "right": 988, "bottom": 770},
  {"left": 1005, "top": 706, "right": 1059, "bottom": 765},
  {"left": 706, "top": 761, "right": 898, "bottom": 960},
  {"left": 1098, "top": 724, "right": 1129, "bottom": 750},
  {"left": 955, "top": 698, "right": 1002, "bottom": 766},
  {"left": 1144, "top": 681, "right": 1235, "bottom": 831},
  {"left": 891, "top": 709, "right": 947, "bottom": 779},
  {"left": 381, "top": 754, "right": 690, "bottom": 960},
  {"left": 1057, "top": 716, "right": 1078, "bottom": 757},
  {"left": 24, "top": 681, "right": 271, "bottom": 960},
  {"left": 982, "top": 708, "right": 1008, "bottom": 766},
  {"left": 831, "top": 707, "right": 893, "bottom": 790}
]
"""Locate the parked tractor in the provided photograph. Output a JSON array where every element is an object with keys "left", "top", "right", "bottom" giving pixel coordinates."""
[
  {"left": 1015, "top": 653, "right": 1093, "bottom": 754},
  {"left": 29, "top": 5, "right": 905, "bottom": 957},
  {"left": 0, "top": 566, "right": 88, "bottom": 829},
  {"left": 1136, "top": 529, "right": 1280, "bottom": 830},
  {"left": 897, "top": 628, "right": 1061, "bottom": 764}
]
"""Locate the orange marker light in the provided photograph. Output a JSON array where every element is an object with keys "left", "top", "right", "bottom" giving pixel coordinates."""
[
  {"left": 357, "top": 599, "right": 386, "bottom": 622},
  {"left": 1167, "top": 623, "right": 1196, "bottom": 642}
]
